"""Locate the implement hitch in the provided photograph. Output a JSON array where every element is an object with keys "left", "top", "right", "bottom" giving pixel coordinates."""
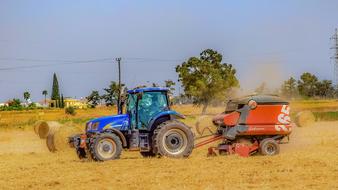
[{"left": 194, "top": 135, "right": 259, "bottom": 157}]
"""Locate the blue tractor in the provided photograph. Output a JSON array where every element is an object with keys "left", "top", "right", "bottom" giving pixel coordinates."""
[{"left": 69, "top": 87, "right": 194, "bottom": 161}]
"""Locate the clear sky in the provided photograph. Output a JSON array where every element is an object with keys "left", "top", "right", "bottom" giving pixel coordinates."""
[{"left": 0, "top": 0, "right": 337, "bottom": 101}]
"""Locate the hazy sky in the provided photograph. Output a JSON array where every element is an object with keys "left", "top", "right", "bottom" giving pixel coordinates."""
[{"left": 0, "top": 0, "right": 337, "bottom": 101}]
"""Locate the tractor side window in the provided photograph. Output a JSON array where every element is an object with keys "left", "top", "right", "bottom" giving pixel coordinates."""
[
  {"left": 127, "top": 94, "right": 137, "bottom": 129},
  {"left": 137, "top": 91, "right": 168, "bottom": 129},
  {"left": 127, "top": 94, "right": 137, "bottom": 112}
]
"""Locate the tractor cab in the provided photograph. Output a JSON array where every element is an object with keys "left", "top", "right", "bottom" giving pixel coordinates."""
[{"left": 126, "top": 88, "right": 171, "bottom": 130}]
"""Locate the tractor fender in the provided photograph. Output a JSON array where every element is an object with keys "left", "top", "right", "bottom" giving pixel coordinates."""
[
  {"left": 103, "top": 128, "right": 127, "bottom": 147},
  {"left": 148, "top": 111, "right": 186, "bottom": 131}
]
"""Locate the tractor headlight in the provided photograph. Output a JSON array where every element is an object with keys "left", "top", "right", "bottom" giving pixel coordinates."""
[
  {"left": 86, "top": 122, "right": 99, "bottom": 131},
  {"left": 86, "top": 122, "right": 92, "bottom": 131},
  {"left": 91, "top": 122, "right": 99, "bottom": 130}
]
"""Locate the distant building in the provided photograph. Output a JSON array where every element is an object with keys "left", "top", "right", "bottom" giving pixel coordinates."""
[
  {"left": 44, "top": 98, "right": 87, "bottom": 108},
  {"left": 34, "top": 102, "right": 43, "bottom": 108},
  {"left": 64, "top": 98, "right": 87, "bottom": 109},
  {"left": 44, "top": 99, "right": 56, "bottom": 108},
  {"left": 0, "top": 102, "right": 8, "bottom": 107}
]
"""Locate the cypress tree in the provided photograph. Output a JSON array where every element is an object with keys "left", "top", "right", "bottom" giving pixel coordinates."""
[
  {"left": 61, "top": 94, "right": 64, "bottom": 108},
  {"left": 51, "top": 73, "right": 60, "bottom": 101}
]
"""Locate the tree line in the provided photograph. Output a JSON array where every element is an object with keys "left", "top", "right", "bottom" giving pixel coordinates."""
[
  {"left": 86, "top": 80, "right": 176, "bottom": 108},
  {"left": 280, "top": 72, "right": 337, "bottom": 99}
]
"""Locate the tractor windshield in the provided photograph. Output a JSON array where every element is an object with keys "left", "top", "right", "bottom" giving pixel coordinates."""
[{"left": 137, "top": 91, "right": 169, "bottom": 129}]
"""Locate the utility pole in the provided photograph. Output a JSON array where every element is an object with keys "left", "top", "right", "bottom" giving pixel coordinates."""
[
  {"left": 116, "top": 57, "right": 122, "bottom": 114},
  {"left": 331, "top": 28, "right": 338, "bottom": 85}
]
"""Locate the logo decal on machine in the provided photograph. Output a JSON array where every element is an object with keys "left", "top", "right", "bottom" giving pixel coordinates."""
[
  {"left": 275, "top": 124, "right": 289, "bottom": 132},
  {"left": 277, "top": 105, "right": 290, "bottom": 124},
  {"left": 275, "top": 105, "right": 291, "bottom": 132}
]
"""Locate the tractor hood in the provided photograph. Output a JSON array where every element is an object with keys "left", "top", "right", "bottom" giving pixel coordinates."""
[{"left": 86, "top": 114, "right": 129, "bottom": 132}]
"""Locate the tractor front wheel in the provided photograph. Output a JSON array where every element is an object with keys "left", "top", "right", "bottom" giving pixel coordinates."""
[
  {"left": 259, "top": 138, "right": 280, "bottom": 156},
  {"left": 89, "top": 133, "right": 122, "bottom": 161},
  {"left": 153, "top": 120, "right": 194, "bottom": 158}
]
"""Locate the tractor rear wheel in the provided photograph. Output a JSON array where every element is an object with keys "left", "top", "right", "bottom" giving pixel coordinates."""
[
  {"left": 153, "top": 120, "right": 194, "bottom": 158},
  {"left": 89, "top": 133, "right": 122, "bottom": 161},
  {"left": 259, "top": 138, "right": 280, "bottom": 156}
]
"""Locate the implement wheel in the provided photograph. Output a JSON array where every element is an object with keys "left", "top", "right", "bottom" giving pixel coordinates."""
[
  {"left": 259, "top": 138, "right": 280, "bottom": 156},
  {"left": 89, "top": 133, "right": 122, "bottom": 161},
  {"left": 153, "top": 120, "right": 194, "bottom": 158}
]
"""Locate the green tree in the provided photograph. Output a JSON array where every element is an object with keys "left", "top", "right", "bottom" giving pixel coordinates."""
[
  {"left": 152, "top": 83, "right": 159, "bottom": 87},
  {"left": 176, "top": 49, "right": 239, "bottom": 114},
  {"left": 280, "top": 77, "right": 298, "bottom": 98},
  {"left": 297, "top": 72, "right": 318, "bottom": 97},
  {"left": 60, "top": 94, "right": 64, "bottom": 108},
  {"left": 102, "top": 81, "right": 124, "bottom": 106},
  {"left": 165, "top": 80, "right": 176, "bottom": 95},
  {"left": 42, "top": 90, "right": 48, "bottom": 105},
  {"left": 51, "top": 73, "right": 60, "bottom": 102},
  {"left": 87, "top": 91, "right": 101, "bottom": 108},
  {"left": 23, "top": 91, "right": 30, "bottom": 102},
  {"left": 315, "top": 80, "right": 335, "bottom": 98},
  {"left": 8, "top": 99, "right": 22, "bottom": 108}
]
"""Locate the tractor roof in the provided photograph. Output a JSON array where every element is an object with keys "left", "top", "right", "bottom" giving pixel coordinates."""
[
  {"left": 230, "top": 94, "right": 288, "bottom": 105},
  {"left": 127, "top": 87, "right": 168, "bottom": 94}
]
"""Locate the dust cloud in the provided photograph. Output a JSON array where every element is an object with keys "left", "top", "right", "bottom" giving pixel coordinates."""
[{"left": 236, "top": 59, "right": 287, "bottom": 96}]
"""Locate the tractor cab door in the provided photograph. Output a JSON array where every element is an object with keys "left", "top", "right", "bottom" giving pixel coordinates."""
[
  {"left": 126, "top": 93, "right": 138, "bottom": 129},
  {"left": 137, "top": 91, "right": 169, "bottom": 129}
]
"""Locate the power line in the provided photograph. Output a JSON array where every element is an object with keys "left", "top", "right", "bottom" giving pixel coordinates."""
[
  {"left": 123, "top": 57, "right": 183, "bottom": 62},
  {"left": 0, "top": 59, "right": 112, "bottom": 71},
  {"left": 0, "top": 57, "right": 183, "bottom": 63},
  {"left": 0, "top": 57, "right": 112, "bottom": 63},
  {"left": 0, "top": 56, "right": 185, "bottom": 71}
]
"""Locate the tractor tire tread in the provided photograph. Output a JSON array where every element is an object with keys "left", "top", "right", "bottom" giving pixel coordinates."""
[
  {"left": 88, "top": 133, "right": 122, "bottom": 161},
  {"left": 259, "top": 138, "right": 280, "bottom": 156},
  {"left": 152, "top": 120, "right": 194, "bottom": 158}
]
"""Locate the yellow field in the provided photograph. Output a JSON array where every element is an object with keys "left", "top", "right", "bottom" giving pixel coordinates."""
[
  {"left": 290, "top": 99, "right": 338, "bottom": 112},
  {"left": 0, "top": 104, "right": 338, "bottom": 189}
]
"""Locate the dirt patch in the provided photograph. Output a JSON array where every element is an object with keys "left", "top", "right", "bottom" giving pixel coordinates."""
[{"left": 0, "top": 130, "right": 49, "bottom": 154}]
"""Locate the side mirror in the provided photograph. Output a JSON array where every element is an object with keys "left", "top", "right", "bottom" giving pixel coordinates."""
[
  {"left": 120, "top": 99, "right": 125, "bottom": 108},
  {"left": 168, "top": 94, "right": 173, "bottom": 106}
]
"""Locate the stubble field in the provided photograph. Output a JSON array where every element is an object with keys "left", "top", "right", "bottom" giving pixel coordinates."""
[{"left": 0, "top": 103, "right": 337, "bottom": 190}]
